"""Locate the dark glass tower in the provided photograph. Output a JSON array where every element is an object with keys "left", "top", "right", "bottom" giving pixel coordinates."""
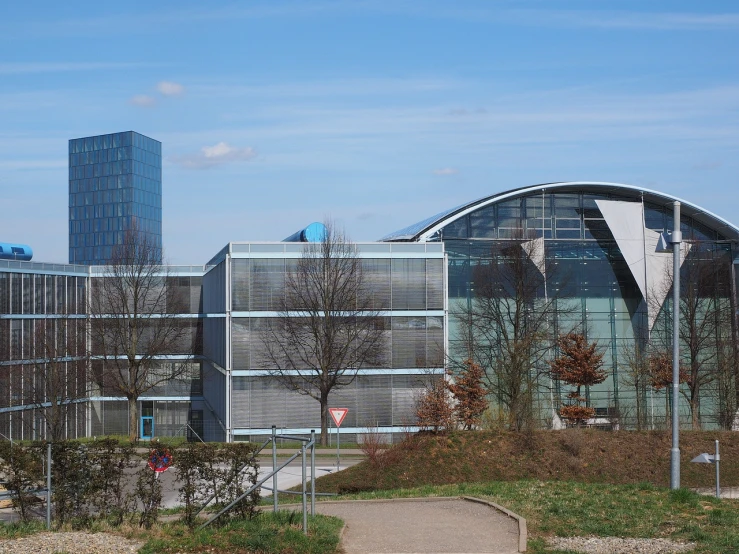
[{"left": 68, "top": 131, "right": 162, "bottom": 265}]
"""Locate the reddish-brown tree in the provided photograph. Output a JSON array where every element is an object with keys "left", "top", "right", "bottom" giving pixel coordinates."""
[
  {"left": 648, "top": 350, "right": 690, "bottom": 428},
  {"left": 550, "top": 333, "right": 606, "bottom": 426},
  {"left": 415, "top": 377, "right": 453, "bottom": 433},
  {"left": 447, "top": 359, "right": 488, "bottom": 430}
]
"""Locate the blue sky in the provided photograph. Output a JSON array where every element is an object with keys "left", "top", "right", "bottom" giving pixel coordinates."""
[{"left": 2, "top": 1, "right": 738, "bottom": 264}]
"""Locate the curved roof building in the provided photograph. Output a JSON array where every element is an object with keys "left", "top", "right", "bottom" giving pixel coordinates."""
[
  {"left": 382, "top": 182, "right": 739, "bottom": 243},
  {"left": 385, "top": 182, "right": 739, "bottom": 430}
]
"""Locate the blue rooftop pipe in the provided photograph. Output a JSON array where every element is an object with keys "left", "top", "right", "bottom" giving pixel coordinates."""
[
  {"left": 0, "top": 243, "right": 33, "bottom": 261},
  {"left": 282, "top": 222, "right": 327, "bottom": 243}
]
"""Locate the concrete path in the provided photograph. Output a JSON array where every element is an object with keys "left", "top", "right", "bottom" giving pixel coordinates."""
[{"left": 315, "top": 497, "right": 522, "bottom": 554}]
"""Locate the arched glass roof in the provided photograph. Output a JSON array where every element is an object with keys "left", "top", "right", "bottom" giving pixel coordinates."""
[{"left": 381, "top": 182, "right": 739, "bottom": 243}]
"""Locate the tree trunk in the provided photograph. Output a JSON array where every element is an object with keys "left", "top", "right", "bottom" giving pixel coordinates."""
[
  {"left": 129, "top": 397, "right": 138, "bottom": 442},
  {"left": 320, "top": 390, "right": 329, "bottom": 446},
  {"left": 690, "top": 393, "right": 701, "bottom": 430}
]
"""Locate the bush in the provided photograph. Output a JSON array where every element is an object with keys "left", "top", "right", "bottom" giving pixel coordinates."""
[
  {"left": 0, "top": 441, "right": 43, "bottom": 523},
  {"left": 174, "top": 442, "right": 260, "bottom": 527},
  {"left": 0, "top": 440, "right": 260, "bottom": 530}
]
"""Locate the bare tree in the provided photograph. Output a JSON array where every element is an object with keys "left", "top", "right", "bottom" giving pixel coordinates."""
[
  {"left": 262, "top": 221, "right": 386, "bottom": 445},
  {"left": 28, "top": 316, "right": 88, "bottom": 441},
  {"left": 618, "top": 340, "right": 650, "bottom": 431},
  {"left": 647, "top": 349, "right": 689, "bottom": 429},
  {"left": 650, "top": 247, "right": 733, "bottom": 429},
  {"left": 89, "top": 225, "right": 193, "bottom": 441},
  {"left": 455, "top": 235, "right": 572, "bottom": 431}
]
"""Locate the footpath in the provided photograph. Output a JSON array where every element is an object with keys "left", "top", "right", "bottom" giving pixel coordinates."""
[{"left": 314, "top": 497, "right": 524, "bottom": 554}]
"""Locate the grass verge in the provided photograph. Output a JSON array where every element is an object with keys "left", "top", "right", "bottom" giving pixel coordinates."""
[
  {"left": 0, "top": 511, "right": 343, "bottom": 554},
  {"left": 132, "top": 511, "right": 343, "bottom": 554}
]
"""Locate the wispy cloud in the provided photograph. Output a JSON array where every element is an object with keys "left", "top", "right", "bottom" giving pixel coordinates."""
[
  {"left": 433, "top": 168, "right": 458, "bottom": 176},
  {"left": 0, "top": 61, "right": 158, "bottom": 74},
  {"left": 692, "top": 160, "right": 723, "bottom": 171},
  {"left": 130, "top": 81, "right": 185, "bottom": 108},
  {"left": 129, "top": 94, "right": 156, "bottom": 107},
  {"left": 508, "top": 9, "right": 739, "bottom": 31},
  {"left": 156, "top": 81, "right": 185, "bottom": 96},
  {"left": 192, "top": 77, "right": 460, "bottom": 99},
  {"left": 171, "top": 142, "right": 257, "bottom": 169}
]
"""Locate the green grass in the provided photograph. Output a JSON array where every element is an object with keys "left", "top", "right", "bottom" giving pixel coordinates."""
[
  {"left": 134, "top": 511, "right": 343, "bottom": 554},
  {"left": 0, "top": 520, "right": 47, "bottom": 539},
  {"left": 1, "top": 512, "right": 343, "bottom": 554},
  {"left": 305, "top": 481, "right": 739, "bottom": 553}
]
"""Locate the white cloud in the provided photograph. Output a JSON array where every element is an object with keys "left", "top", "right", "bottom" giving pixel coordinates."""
[
  {"left": 433, "top": 168, "right": 458, "bottom": 175},
  {"left": 172, "top": 142, "right": 257, "bottom": 169},
  {"left": 129, "top": 94, "right": 156, "bottom": 107},
  {"left": 157, "top": 81, "right": 185, "bottom": 96},
  {"left": 0, "top": 62, "right": 159, "bottom": 74}
]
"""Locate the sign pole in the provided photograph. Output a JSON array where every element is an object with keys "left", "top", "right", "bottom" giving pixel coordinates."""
[{"left": 329, "top": 408, "right": 349, "bottom": 472}]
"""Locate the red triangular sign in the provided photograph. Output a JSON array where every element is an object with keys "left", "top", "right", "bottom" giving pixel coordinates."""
[{"left": 329, "top": 408, "right": 349, "bottom": 427}]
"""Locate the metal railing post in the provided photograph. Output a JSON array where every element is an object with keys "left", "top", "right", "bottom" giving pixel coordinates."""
[
  {"left": 715, "top": 440, "right": 721, "bottom": 499},
  {"left": 310, "top": 429, "right": 316, "bottom": 516},
  {"left": 272, "top": 425, "right": 278, "bottom": 512},
  {"left": 46, "top": 443, "right": 51, "bottom": 530},
  {"left": 302, "top": 439, "right": 308, "bottom": 535}
]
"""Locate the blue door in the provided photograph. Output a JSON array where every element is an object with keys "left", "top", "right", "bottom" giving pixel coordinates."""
[{"left": 141, "top": 416, "right": 154, "bottom": 440}]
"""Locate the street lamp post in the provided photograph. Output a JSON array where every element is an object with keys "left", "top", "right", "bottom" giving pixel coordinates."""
[{"left": 670, "top": 201, "right": 682, "bottom": 490}]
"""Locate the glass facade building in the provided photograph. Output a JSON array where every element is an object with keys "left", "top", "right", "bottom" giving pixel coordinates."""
[
  {"left": 69, "top": 131, "right": 162, "bottom": 265},
  {"left": 4, "top": 177, "right": 739, "bottom": 441},
  {"left": 384, "top": 182, "right": 739, "bottom": 430}
]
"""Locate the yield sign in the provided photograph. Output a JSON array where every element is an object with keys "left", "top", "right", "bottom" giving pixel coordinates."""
[{"left": 329, "top": 408, "right": 349, "bottom": 427}]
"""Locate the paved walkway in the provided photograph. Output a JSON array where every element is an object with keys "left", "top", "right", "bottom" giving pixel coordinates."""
[{"left": 314, "top": 497, "right": 522, "bottom": 554}]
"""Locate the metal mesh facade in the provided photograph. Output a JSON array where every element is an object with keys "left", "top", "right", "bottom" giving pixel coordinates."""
[{"left": 199, "top": 242, "right": 447, "bottom": 439}]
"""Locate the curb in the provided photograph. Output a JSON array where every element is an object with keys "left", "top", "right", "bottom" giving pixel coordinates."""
[{"left": 462, "top": 496, "right": 527, "bottom": 553}]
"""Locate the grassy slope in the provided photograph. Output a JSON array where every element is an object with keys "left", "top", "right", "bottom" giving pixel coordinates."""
[
  {"left": 314, "top": 429, "right": 739, "bottom": 493},
  {"left": 308, "top": 430, "right": 739, "bottom": 553}
]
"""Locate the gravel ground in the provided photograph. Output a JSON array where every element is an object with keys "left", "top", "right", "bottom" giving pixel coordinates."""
[
  {"left": 0, "top": 531, "right": 145, "bottom": 554},
  {"left": 548, "top": 536, "right": 696, "bottom": 553}
]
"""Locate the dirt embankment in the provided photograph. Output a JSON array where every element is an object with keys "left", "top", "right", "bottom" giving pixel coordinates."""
[{"left": 315, "top": 430, "right": 739, "bottom": 493}]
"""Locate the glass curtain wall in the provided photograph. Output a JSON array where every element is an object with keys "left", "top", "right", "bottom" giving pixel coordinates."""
[
  {"left": 69, "top": 131, "right": 162, "bottom": 265},
  {"left": 442, "top": 190, "right": 736, "bottom": 430}
]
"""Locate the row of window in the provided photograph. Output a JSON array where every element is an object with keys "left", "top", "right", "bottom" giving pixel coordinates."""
[
  {"left": 441, "top": 194, "right": 722, "bottom": 241},
  {"left": 69, "top": 132, "right": 161, "bottom": 155},
  {"left": 69, "top": 242, "right": 163, "bottom": 265},
  {"left": 70, "top": 204, "right": 162, "bottom": 222},
  {"left": 230, "top": 316, "right": 444, "bottom": 370},
  {"left": 0, "top": 273, "right": 86, "bottom": 315},
  {"left": 69, "top": 216, "right": 162, "bottom": 236},
  {"left": 70, "top": 175, "right": 161, "bottom": 194},
  {"left": 70, "top": 146, "right": 161, "bottom": 168},
  {"left": 69, "top": 188, "right": 161, "bottom": 209},
  {"left": 230, "top": 258, "right": 445, "bottom": 312},
  {"left": 69, "top": 159, "right": 161, "bottom": 181}
]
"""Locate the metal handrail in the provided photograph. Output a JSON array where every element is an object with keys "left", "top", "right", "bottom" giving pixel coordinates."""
[{"left": 199, "top": 427, "right": 318, "bottom": 535}]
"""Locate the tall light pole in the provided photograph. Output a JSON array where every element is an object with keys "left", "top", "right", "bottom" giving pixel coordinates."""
[{"left": 670, "top": 201, "right": 682, "bottom": 490}]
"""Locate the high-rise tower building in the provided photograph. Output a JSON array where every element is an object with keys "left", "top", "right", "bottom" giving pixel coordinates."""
[{"left": 68, "top": 131, "right": 162, "bottom": 265}]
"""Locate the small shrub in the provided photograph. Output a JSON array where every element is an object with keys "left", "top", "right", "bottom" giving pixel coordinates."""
[
  {"left": 135, "top": 464, "right": 162, "bottom": 529},
  {"left": 669, "top": 488, "right": 699, "bottom": 507},
  {"left": 0, "top": 442, "right": 43, "bottom": 523},
  {"left": 358, "top": 425, "right": 388, "bottom": 466}
]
